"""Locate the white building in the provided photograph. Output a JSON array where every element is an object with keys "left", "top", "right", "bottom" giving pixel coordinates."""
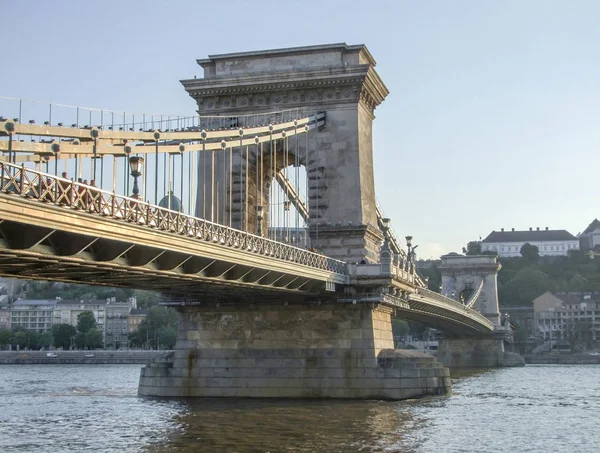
[
  {"left": 54, "top": 299, "right": 108, "bottom": 341},
  {"left": 11, "top": 300, "right": 58, "bottom": 332},
  {"left": 481, "top": 227, "right": 579, "bottom": 257},
  {"left": 578, "top": 219, "right": 600, "bottom": 252}
]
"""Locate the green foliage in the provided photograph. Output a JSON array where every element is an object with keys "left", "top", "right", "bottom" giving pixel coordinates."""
[
  {"left": 74, "top": 332, "right": 86, "bottom": 350},
  {"left": 392, "top": 319, "right": 409, "bottom": 337},
  {"left": 76, "top": 311, "right": 97, "bottom": 333},
  {"left": 133, "top": 290, "right": 163, "bottom": 309},
  {"left": 501, "top": 267, "right": 554, "bottom": 306},
  {"left": 51, "top": 323, "right": 77, "bottom": 350},
  {"left": 497, "top": 249, "right": 600, "bottom": 306},
  {"left": 520, "top": 243, "right": 539, "bottom": 262},
  {"left": 567, "top": 274, "right": 588, "bottom": 292},
  {"left": 564, "top": 319, "right": 593, "bottom": 350},
  {"left": 129, "top": 306, "right": 180, "bottom": 349},
  {"left": 0, "top": 328, "right": 11, "bottom": 349},
  {"left": 85, "top": 328, "right": 103, "bottom": 349},
  {"left": 21, "top": 281, "right": 163, "bottom": 308},
  {"left": 13, "top": 331, "right": 28, "bottom": 349},
  {"left": 158, "top": 327, "right": 177, "bottom": 349},
  {"left": 40, "top": 331, "right": 54, "bottom": 349},
  {"left": 463, "top": 241, "right": 482, "bottom": 256}
]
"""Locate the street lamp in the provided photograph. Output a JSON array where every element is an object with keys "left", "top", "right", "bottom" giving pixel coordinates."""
[
  {"left": 129, "top": 156, "right": 144, "bottom": 199},
  {"left": 405, "top": 236, "right": 413, "bottom": 262}
]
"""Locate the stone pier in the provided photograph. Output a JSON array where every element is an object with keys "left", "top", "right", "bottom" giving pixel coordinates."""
[
  {"left": 437, "top": 336, "right": 525, "bottom": 368},
  {"left": 139, "top": 302, "right": 450, "bottom": 399},
  {"left": 437, "top": 254, "right": 525, "bottom": 368}
]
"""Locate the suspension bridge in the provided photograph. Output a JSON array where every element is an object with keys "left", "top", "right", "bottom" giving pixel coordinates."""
[{"left": 0, "top": 43, "right": 521, "bottom": 399}]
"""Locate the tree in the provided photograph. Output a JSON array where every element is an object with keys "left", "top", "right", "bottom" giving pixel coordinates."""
[
  {"left": 391, "top": 319, "right": 409, "bottom": 337},
  {"left": 25, "top": 331, "right": 41, "bottom": 350},
  {"left": 158, "top": 327, "right": 177, "bottom": 349},
  {"left": 13, "top": 331, "right": 28, "bottom": 349},
  {"left": 74, "top": 332, "right": 86, "bottom": 350},
  {"left": 133, "top": 290, "right": 162, "bottom": 309},
  {"left": 463, "top": 241, "right": 482, "bottom": 256},
  {"left": 520, "top": 243, "right": 540, "bottom": 263},
  {"left": 77, "top": 311, "right": 97, "bottom": 333},
  {"left": 130, "top": 306, "right": 180, "bottom": 349},
  {"left": 85, "top": 328, "right": 103, "bottom": 349},
  {"left": 567, "top": 274, "right": 588, "bottom": 292},
  {"left": 0, "top": 328, "right": 11, "bottom": 349},
  {"left": 502, "top": 268, "right": 554, "bottom": 306},
  {"left": 52, "top": 323, "right": 77, "bottom": 350},
  {"left": 565, "top": 319, "right": 593, "bottom": 351},
  {"left": 40, "top": 331, "right": 54, "bottom": 349}
]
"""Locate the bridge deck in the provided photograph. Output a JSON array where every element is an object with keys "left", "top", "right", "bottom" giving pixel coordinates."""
[{"left": 0, "top": 162, "right": 347, "bottom": 300}]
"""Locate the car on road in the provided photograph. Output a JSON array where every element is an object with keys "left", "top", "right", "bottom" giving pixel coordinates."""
[
  {"left": 84, "top": 353, "right": 95, "bottom": 357},
  {"left": 588, "top": 352, "right": 600, "bottom": 356},
  {"left": 46, "top": 353, "right": 58, "bottom": 358}
]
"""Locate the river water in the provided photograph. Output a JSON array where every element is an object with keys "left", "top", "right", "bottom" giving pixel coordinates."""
[{"left": 0, "top": 364, "right": 598, "bottom": 452}]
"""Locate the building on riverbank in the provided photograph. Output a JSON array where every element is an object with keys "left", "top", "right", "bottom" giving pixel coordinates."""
[
  {"left": 0, "top": 306, "right": 10, "bottom": 329},
  {"left": 534, "top": 291, "right": 600, "bottom": 348},
  {"left": 481, "top": 227, "right": 579, "bottom": 257},
  {"left": 54, "top": 299, "right": 108, "bottom": 340},
  {"left": 8, "top": 297, "right": 139, "bottom": 349},
  {"left": 128, "top": 309, "right": 148, "bottom": 334},
  {"left": 10, "top": 300, "right": 58, "bottom": 332},
  {"left": 105, "top": 300, "right": 136, "bottom": 349}
]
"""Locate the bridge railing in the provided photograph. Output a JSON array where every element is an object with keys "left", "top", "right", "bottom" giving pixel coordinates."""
[
  {"left": 414, "top": 287, "right": 494, "bottom": 329},
  {"left": 0, "top": 162, "right": 348, "bottom": 276}
]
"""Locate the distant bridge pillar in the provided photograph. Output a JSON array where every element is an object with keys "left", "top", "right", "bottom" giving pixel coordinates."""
[
  {"left": 181, "top": 44, "right": 388, "bottom": 263},
  {"left": 439, "top": 254, "right": 502, "bottom": 327},
  {"left": 437, "top": 254, "right": 524, "bottom": 367}
]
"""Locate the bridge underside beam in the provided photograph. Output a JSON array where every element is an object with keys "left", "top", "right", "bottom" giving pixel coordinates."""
[{"left": 0, "top": 200, "right": 345, "bottom": 300}]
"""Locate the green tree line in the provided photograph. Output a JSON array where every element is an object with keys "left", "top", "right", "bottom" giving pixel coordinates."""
[
  {"left": 460, "top": 242, "right": 600, "bottom": 306},
  {"left": 8, "top": 281, "right": 162, "bottom": 308}
]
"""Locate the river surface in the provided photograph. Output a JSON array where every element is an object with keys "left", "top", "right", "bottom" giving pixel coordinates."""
[{"left": 0, "top": 364, "right": 598, "bottom": 452}]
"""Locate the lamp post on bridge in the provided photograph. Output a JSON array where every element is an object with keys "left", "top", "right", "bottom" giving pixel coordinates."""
[{"left": 129, "top": 156, "right": 144, "bottom": 199}]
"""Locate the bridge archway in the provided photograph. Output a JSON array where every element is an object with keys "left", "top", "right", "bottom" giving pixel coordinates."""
[
  {"left": 439, "top": 254, "right": 502, "bottom": 327},
  {"left": 184, "top": 44, "right": 389, "bottom": 263}
]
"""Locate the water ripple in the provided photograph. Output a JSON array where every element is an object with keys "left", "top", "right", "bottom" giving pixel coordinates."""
[{"left": 0, "top": 364, "right": 598, "bottom": 452}]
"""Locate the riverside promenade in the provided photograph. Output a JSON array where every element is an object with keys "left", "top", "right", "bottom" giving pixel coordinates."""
[{"left": 0, "top": 350, "right": 167, "bottom": 365}]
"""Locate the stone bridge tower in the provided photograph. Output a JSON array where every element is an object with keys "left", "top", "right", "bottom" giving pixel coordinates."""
[
  {"left": 181, "top": 43, "right": 389, "bottom": 263},
  {"left": 439, "top": 254, "right": 502, "bottom": 327}
]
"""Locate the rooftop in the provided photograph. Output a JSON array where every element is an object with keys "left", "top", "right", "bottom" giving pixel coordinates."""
[
  {"left": 197, "top": 43, "right": 375, "bottom": 66},
  {"left": 581, "top": 219, "right": 600, "bottom": 235},
  {"left": 482, "top": 228, "right": 577, "bottom": 243},
  {"left": 13, "top": 299, "right": 58, "bottom": 306},
  {"left": 56, "top": 299, "right": 108, "bottom": 306}
]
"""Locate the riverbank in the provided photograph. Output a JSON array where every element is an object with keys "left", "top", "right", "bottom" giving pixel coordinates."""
[
  {"left": 0, "top": 350, "right": 168, "bottom": 364},
  {"left": 525, "top": 354, "right": 600, "bottom": 365}
]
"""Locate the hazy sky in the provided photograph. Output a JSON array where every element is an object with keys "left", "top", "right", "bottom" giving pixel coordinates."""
[{"left": 2, "top": 0, "right": 599, "bottom": 258}]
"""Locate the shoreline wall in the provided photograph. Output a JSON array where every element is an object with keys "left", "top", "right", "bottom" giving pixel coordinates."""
[
  {"left": 0, "top": 350, "right": 168, "bottom": 365},
  {"left": 525, "top": 355, "right": 600, "bottom": 365}
]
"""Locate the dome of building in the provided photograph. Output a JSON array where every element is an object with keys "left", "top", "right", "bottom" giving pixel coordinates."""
[{"left": 158, "top": 191, "right": 183, "bottom": 212}]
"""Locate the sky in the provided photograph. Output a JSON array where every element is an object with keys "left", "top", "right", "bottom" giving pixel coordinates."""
[{"left": 2, "top": 0, "right": 599, "bottom": 258}]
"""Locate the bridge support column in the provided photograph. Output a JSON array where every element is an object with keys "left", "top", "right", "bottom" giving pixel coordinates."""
[
  {"left": 139, "top": 302, "right": 450, "bottom": 399},
  {"left": 437, "top": 333, "right": 525, "bottom": 368}
]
